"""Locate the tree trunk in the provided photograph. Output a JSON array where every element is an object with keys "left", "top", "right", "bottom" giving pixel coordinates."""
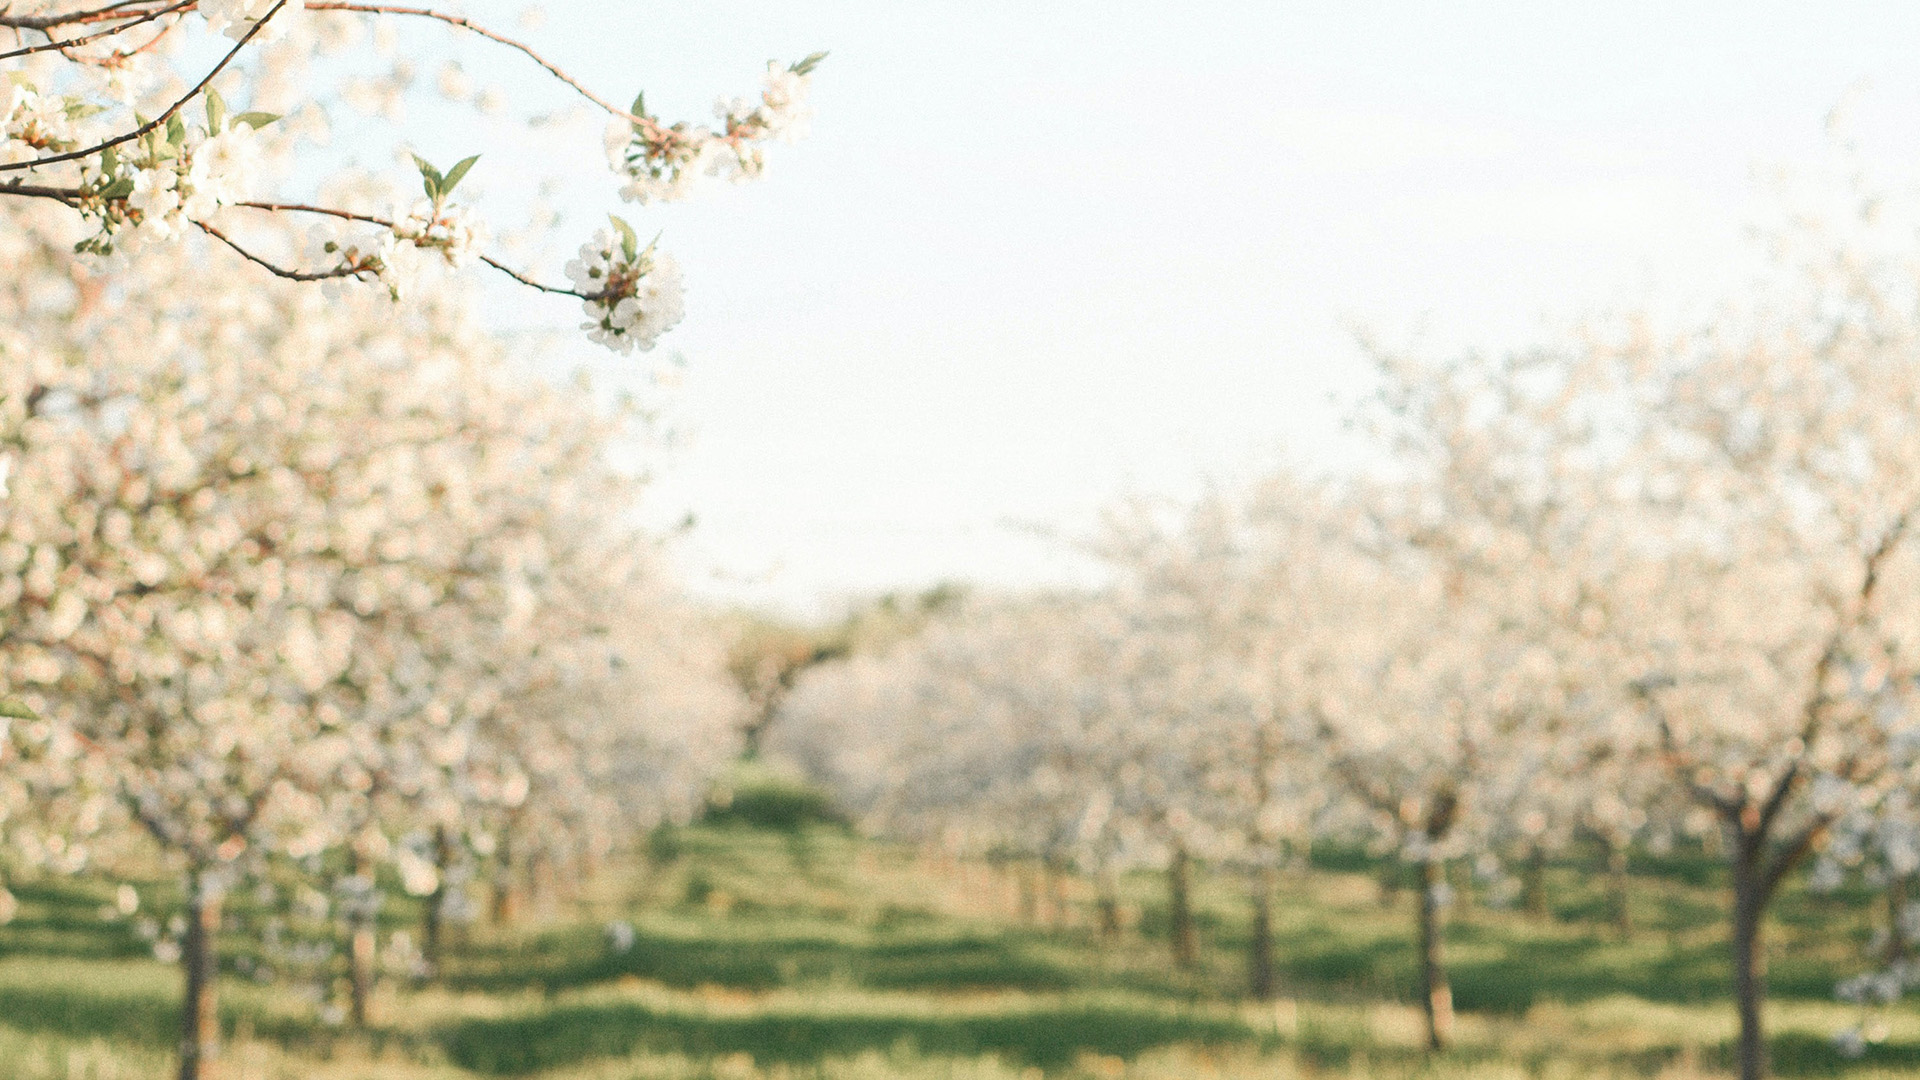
[
  {"left": 1731, "top": 859, "right": 1767, "bottom": 1080},
  {"left": 1059, "top": 857, "right": 1075, "bottom": 926},
  {"left": 1378, "top": 859, "right": 1402, "bottom": 909},
  {"left": 1521, "top": 843, "right": 1547, "bottom": 918},
  {"left": 1886, "top": 876, "right": 1911, "bottom": 964},
  {"left": 1605, "top": 841, "right": 1631, "bottom": 935},
  {"left": 348, "top": 853, "right": 376, "bottom": 1028},
  {"left": 1249, "top": 865, "right": 1277, "bottom": 1000},
  {"left": 1095, "top": 867, "right": 1121, "bottom": 940},
  {"left": 177, "top": 869, "right": 222, "bottom": 1080},
  {"left": 421, "top": 825, "right": 452, "bottom": 977},
  {"left": 1417, "top": 858, "right": 1453, "bottom": 1051},
  {"left": 491, "top": 825, "right": 520, "bottom": 926},
  {"left": 1169, "top": 842, "right": 1198, "bottom": 969}
]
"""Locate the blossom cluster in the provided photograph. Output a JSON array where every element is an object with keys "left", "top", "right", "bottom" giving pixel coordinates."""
[
  {"left": 71, "top": 94, "right": 271, "bottom": 255},
  {"left": 607, "top": 54, "right": 824, "bottom": 205},
  {"left": 566, "top": 223, "right": 685, "bottom": 355}
]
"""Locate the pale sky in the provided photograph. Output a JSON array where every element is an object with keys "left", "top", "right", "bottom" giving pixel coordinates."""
[{"left": 419, "top": 3, "right": 1920, "bottom": 615}]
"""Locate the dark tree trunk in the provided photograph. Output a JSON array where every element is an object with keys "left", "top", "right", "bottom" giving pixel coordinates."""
[
  {"left": 1521, "top": 843, "right": 1548, "bottom": 918},
  {"left": 1095, "top": 867, "right": 1121, "bottom": 940},
  {"left": 491, "top": 824, "right": 520, "bottom": 925},
  {"left": 1016, "top": 861, "right": 1039, "bottom": 925},
  {"left": 177, "top": 869, "right": 222, "bottom": 1080},
  {"left": 1886, "top": 876, "right": 1911, "bottom": 964},
  {"left": 1605, "top": 840, "right": 1631, "bottom": 935},
  {"left": 1417, "top": 858, "right": 1453, "bottom": 1051},
  {"left": 421, "top": 825, "right": 452, "bottom": 977},
  {"left": 1249, "top": 865, "right": 1277, "bottom": 1000},
  {"left": 1731, "top": 850, "right": 1767, "bottom": 1080},
  {"left": 1378, "top": 859, "right": 1403, "bottom": 909},
  {"left": 348, "top": 852, "right": 376, "bottom": 1028},
  {"left": 1044, "top": 861, "right": 1068, "bottom": 931},
  {"left": 1169, "top": 842, "right": 1198, "bottom": 969}
]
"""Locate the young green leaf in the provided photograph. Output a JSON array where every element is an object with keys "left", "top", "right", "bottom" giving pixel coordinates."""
[
  {"left": 608, "top": 215, "right": 639, "bottom": 263},
  {"left": 412, "top": 154, "right": 444, "bottom": 201},
  {"left": 232, "top": 112, "right": 281, "bottom": 131},
  {"left": 790, "top": 51, "right": 829, "bottom": 75},
  {"left": 0, "top": 697, "right": 37, "bottom": 721},
  {"left": 205, "top": 87, "right": 226, "bottom": 133},
  {"left": 439, "top": 155, "right": 480, "bottom": 198},
  {"left": 166, "top": 114, "right": 187, "bottom": 147}
]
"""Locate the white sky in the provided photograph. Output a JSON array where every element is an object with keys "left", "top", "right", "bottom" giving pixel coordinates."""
[{"left": 419, "top": 2, "right": 1920, "bottom": 616}]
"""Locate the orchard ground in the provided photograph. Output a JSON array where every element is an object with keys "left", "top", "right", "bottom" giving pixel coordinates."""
[{"left": 2, "top": 820, "right": 1917, "bottom": 1080}]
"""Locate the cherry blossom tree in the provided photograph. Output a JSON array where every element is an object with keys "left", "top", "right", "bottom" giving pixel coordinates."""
[
  {"left": 1601, "top": 261, "right": 1920, "bottom": 1080},
  {"left": 0, "top": 197, "right": 738, "bottom": 1076}
]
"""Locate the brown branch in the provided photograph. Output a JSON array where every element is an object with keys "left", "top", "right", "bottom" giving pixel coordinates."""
[
  {"left": 306, "top": 2, "right": 667, "bottom": 137},
  {"left": 235, "top": 199, "right": 391, "bottom": 227},
  {"left": 478, "top": 253, "right": 585, "bottom": 298},
  {"left": 0, "top": 0, "right": 163, "bottom": 32},
  {"left": 0, "top": 0, "right": 288, "bottom": 173},
  {"left": 1761, "top": 812, "right": 1832, "bottom": 902},
  {"left": 195, "top": 219, "right": 367, "bottom": 282},
  {"left": 237, "top": 201, "right": 588, "bottom": 297},
  {"left": 0, "top": 180, "right": 82, "bottom": 204},
  {"left": 0, "top": 0, "right": 188, "bottom": 61}
]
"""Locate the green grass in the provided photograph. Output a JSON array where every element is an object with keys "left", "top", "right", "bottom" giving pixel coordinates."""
[{"left": 0, "top": 827, "right": 1914, "bottom": 1078}]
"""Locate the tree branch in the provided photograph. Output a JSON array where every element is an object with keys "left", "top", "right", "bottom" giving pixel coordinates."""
[
  {"left": 195, "top": 219, "right": 366, "bottom": 282},
  {"left": 1761, "top": 812, "right": 1832, "bottom": 902},
  {"left": 305, "top": 2, "right": 667, "bottom": 136},
  {"left": 0, "top": 0, "right": 163, "bottom": 33},
  {"left": 0, "top": 180, "right": 82, "bottom": 205}
]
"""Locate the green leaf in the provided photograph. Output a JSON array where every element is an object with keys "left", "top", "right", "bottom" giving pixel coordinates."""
[
  {"left": 100, "top": 177, "right": 135, "bottom": 200},
  {"left": 205, "top": 87, "right": 226, "bottom": 134},
  {"left": 165, "top": 113, "right": 186, "bottom": 147},
  {"left": 99, "top": 146, "right": 119, "bottom": 177},
  {"left": 232, "top": 111, "right": 280, "bottom": 131},
  {"left": 630, "top": 90, "right": 647, "bottom": 117},
  {"left": 412, "top": 153, "right": 444, "bottom": 201},
  {"left": 439, "top": 154, "right": 479, "bottom": 198},
  {"left": 608, "top": 214, "right": 639, "bottom": 263},
  {"left": 789, "top": 51, "right": 829, "bottom": 75},
  {"left": 0, "top": 697, "right": 37, "bottom": 721}
]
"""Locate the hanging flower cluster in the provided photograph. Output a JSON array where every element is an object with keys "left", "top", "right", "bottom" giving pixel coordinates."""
[
  {"left": 566, "top": 217, "right": 685, "bottom": 355},
  {"left": 608, "top": 52, "right": 825, "bottom": 205}
]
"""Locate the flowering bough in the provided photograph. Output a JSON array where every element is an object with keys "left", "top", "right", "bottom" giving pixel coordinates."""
[{"left": 1, "top": 1, "right": 824, "bottom": 354}]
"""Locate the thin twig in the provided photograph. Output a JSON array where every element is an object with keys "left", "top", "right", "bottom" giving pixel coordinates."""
[
  {"left": 234, "top": 201, "right": 589, "bottom": 297},
  {"left": 306, "top": 2, "right": 667, "bottom": 136},
  {"left": 478, "top": 254, "right": 585, "bottom": 298},
  {"left": 195, "top": 218, "right": 365, "bottom": 282}
]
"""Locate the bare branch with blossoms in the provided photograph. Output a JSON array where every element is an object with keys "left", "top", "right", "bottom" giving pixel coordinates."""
[{"left": 2, "top": 0, "right": 823, "bottom": 354}]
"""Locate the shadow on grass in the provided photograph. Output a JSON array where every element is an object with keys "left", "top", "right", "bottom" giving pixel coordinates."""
[
  {"left": 0, "top": 981, "right": 179, "bottom": 1047},
  {"left": 443, "top": 1000, "right": 1251, "bottom": 1074},
  {"left": 1707, "top": 1033, "right": 1920, "bottom": 1078},
  {"left": 446, "top": 927, "right": 1083, "bottom": 996}
]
